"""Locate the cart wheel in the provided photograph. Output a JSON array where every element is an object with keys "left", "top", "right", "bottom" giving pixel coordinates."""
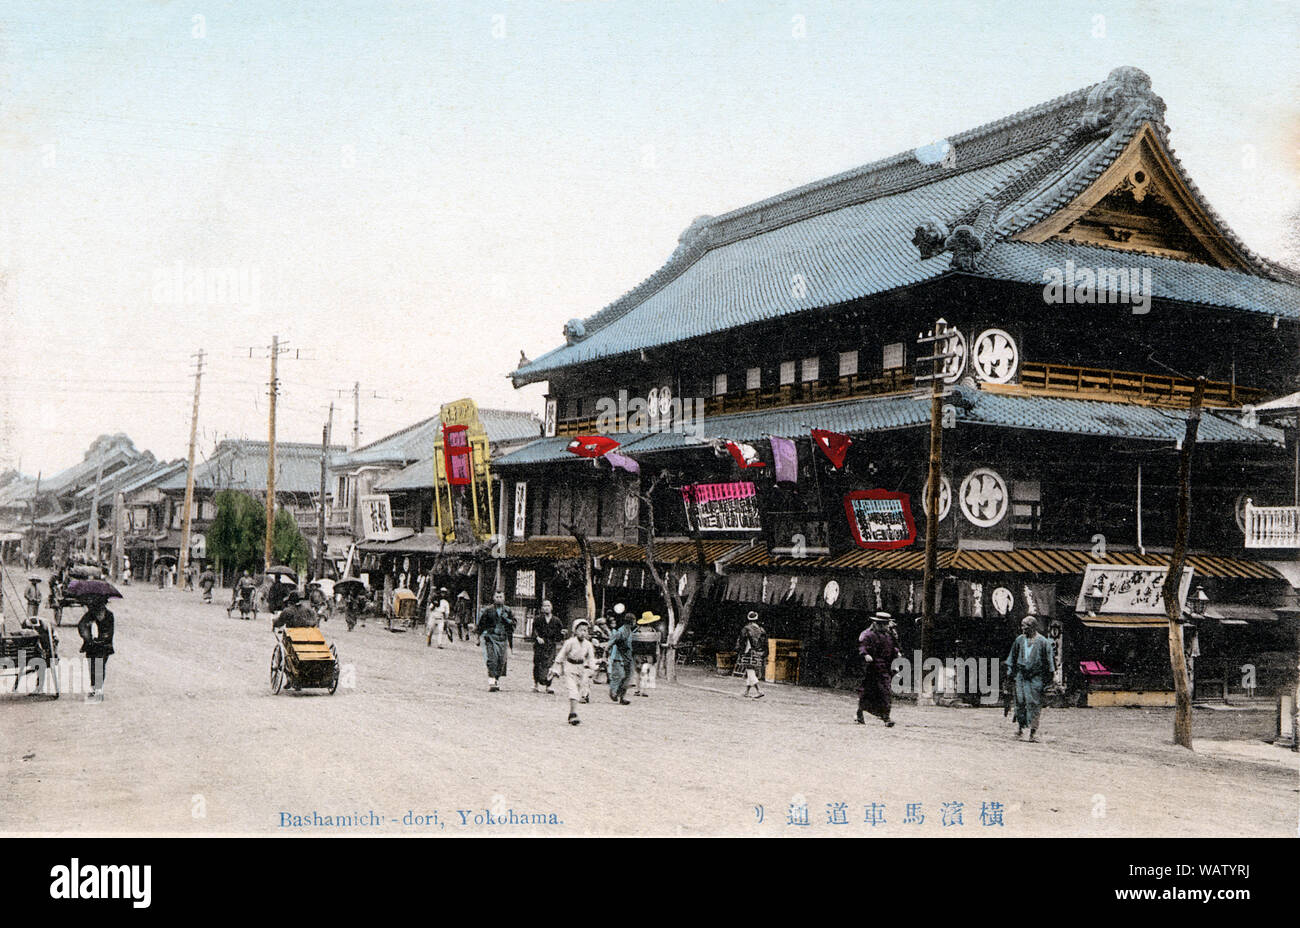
[
  {"left": 270, "top": 644, "right": 285, "bottom": 694},
  {"left": 328, "top": 644, "right": 340, "bottom": 694}
]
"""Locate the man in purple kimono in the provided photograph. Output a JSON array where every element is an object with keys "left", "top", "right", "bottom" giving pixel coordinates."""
[{"left": 857, "top": 612, "right": 898, "bottom": 727}]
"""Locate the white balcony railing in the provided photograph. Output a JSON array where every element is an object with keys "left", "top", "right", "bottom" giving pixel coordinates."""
[{"left": 1243, "top": 499, "right": 1300, "bottom": 549}]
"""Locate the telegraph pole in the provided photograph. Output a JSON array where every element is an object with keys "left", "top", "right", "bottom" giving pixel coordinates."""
[
  {"left": 87, "top": 458, "right": 104, "bottom": 560},
  {"left": 915, "top": 318, "right": 961, "bottom": 697},
  {"left": 178, "top": 349, "right": 205, "bottom": 584},
  {"left": 264, "top": 335, "right": 281, "bottom": 571},
  {"left": 352, "top": 381, "right": 360, "bottom": 451},
  {"left": 316, "top": 403, "right": 332, "bottom": 581}
]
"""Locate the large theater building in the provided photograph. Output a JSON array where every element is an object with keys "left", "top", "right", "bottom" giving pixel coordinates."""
[{"left": 496, "top": 67, "right": 1299, "bottom": 704}]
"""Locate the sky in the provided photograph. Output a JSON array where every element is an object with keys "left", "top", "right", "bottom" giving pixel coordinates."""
[{"left": 1, "top": 0, "right": 1297, "bottom": 476}]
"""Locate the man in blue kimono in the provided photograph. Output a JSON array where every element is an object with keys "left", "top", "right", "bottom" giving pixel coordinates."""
[
  {"left": 476, "top": 591, "right": 515, "bottom": 692},
  {"left": 1005, "top": 615, "right": 1054, "bottom": 742}
]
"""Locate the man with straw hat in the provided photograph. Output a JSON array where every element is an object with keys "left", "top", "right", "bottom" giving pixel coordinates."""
[
  {"left": 550, "top": 617, "right": 597, "bottom": 725},
  {"left": 24, "top": 576, "right": 43, "bottom": 622},
  {"left": 630, "top": 610, "right": 663, "bottom": 697},
  {"left": 857, "top": 612, "right": 898, "bottom": 727}
]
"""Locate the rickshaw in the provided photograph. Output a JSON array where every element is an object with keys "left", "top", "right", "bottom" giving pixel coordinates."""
[
  {"left": 1, "top": 619, "right": 60, "bottom": 697},
  {"left": 229, "top": 580, "right": 258, "bottom": 620},
  {"left": 270, "top": 626, "right": 340, "bottom": 694},
  {"left": 390, "top": 588, "right": 417, "bottom": 632}
]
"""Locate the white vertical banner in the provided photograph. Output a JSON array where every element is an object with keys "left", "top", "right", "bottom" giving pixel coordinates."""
[{"left": 512, "top": 481, "right": 527, "bottom": 538}]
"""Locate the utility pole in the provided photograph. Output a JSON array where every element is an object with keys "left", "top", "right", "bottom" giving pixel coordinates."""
[
  {"left": 178, "top": 349, "right": 204, "bottom": 585},
  {"left": 352, "top": 381, "right": 360, "bottom": 451},
  {"left": 1163, "top": 377, "right": 1206, "bottom": 750},
  {"left": 915, "top": 318, "right": 961, "bottom": 699},
  {"left": 264, "top": 335, "right": 281, "bottom": 571},
  {"left": 316, "top": 403, "right": 332, "bottom": 581},
  {"left": 28, "top": 471, "right": 40, "bottom": 564},
  {"left": 110, "top": 490, "right": 124, "bottom": 581}
]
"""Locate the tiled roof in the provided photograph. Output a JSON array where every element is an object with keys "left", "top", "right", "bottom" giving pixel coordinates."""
[
  {"left": 118, "top": 460, "right": 188, "bottom": 496},
  {"left": 511, "top": 67, "right": 1300, "bottom": 386},
  {"left": 334, "top": 408, "right": 542, "bottom": 469},
  {"left": 494, "top": 387, "right": 1279, "bottom": 469},
  {"left": 157, "top": 440, "right": 346, "bottom": 494}
]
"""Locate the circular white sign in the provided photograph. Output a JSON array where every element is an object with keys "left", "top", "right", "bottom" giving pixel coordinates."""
[
  {"left": 1233, "top": 492, "right": 1249, "bottom": 532},
  {"left": 823, "top": 579, "right": 841, "bottom": 606},
  {"left": 972, "top": 329, "right": 1019, "bottom": 383},
  {"left": 959, "top": 467, "right": 1009, "bottom": 527},
  {"left": 658, "top": 384, "right": 673, "bottom": 416},
  {"left": 624, "top": 493, "right": 639, "bottom": 523},
  {"left": 941, "top": 329, "right": 968, "bottom": 384},
  {"left": 991, "top": 587, "right": 1015, "bottom": 616},
  {"left": 921, "top": 475, "right": 952, "bottom": 521}
]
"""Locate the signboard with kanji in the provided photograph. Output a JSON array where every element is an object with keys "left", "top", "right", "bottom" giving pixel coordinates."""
[
  {"left": 680, "top": 482, "right": 761, "bottom": 533},
  {"left": 843, "top": 490, "right": 917, "bottom": 549}
]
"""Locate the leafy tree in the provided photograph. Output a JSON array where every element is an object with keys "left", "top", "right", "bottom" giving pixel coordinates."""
[
  {"left": 208, "top": 491, "right": 309, "bottom": 575},
  {"left": 272, "top": 506, "right": 309, "bottom": 573}
]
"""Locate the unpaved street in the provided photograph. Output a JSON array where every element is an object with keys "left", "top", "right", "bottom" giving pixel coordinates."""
[{"left": 3, "top": 584, "right": 1296, "bottom": 836}]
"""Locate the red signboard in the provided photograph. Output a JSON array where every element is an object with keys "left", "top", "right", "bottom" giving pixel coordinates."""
[
  {"left": 443, "top": 424, "right": 472, "bottom": 485},
  {"left": 843, "top": 490, "right": 916, "bottom": 549}
]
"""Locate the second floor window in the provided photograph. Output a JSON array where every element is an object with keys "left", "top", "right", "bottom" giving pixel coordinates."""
[
  {"left": 713, "top": 373, "right": 728, "bottom": 396},
  {"left": 780, "top": 360, "right": 796, "bottom": 385},
  {"left": 883, "top": 342, "right": 904, "bottom": 370},
  {"left": 839, "top": 350, "right": 858, "bottom": 376},
  {"left": 801, "top": 356, "right": 819, "bottom": 382},
  {"left": 746, "top": 367, "right": 761, "bottom": 390}
]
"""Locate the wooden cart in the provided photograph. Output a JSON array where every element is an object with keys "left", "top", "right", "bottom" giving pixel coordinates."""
[
  {"left": 1, "top": 622, "right": 60, "bottom": 698},
  {"left": 270, "top": 627, "right": 340, "bottom": 694}
]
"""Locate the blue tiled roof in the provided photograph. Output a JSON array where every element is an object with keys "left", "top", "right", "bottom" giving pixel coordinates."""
[
  {"left": 978, "top": 241, "right": 1300, "bottom": 320},
  {"left": 333, "top": 408, "right": 542, "bottom": 469},
  {"left": 494, "top": 387, "right": 1279, "bottom": 468}
]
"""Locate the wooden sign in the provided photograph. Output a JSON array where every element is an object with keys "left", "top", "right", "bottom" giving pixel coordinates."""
[
  {"left": 843, "top": 490, "right": 916, "bottom": 549},
  {"left": 1076, "top": 564, "right": 1195, "bottom": 616}
]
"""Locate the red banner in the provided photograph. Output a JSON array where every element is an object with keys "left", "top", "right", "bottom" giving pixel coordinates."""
[{"left": 443, "top": 424, "right": 472, "bottom": 485}]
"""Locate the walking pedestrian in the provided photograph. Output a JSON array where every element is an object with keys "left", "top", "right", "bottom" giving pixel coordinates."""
[
  {"left": 78, "top": 596, "right": 115, "bottom": 701},
  {"left": 735, "top": 611, "right": 768, "bottom": 699},
  {"left": 606, "top": 608, "right": 634, "bottom": 704},
  {"left": 453, "top": 590, "right": 471, "bottom": 640},
  {"left": 476, "top": 591, "right": 515, "bottom": 691},
  {"left": 857, "top": 612, "right": 898, "bottom": 727},
  {"left": 550, "top": 618, "right": 596, "bottom": 725},
  {"left": 24, "top": 576, "right": 43, "bottom": 621},
  {"left": 1005, "top": 615, "right": 1054, "bottom": 742},
  {"left": 630, "top": 611, "right": 662, "bottom": 697},
  {"left": 532, "top": 599, "right": 563, "bottom": 693},
  {"left": 426, "top": 587, "right": 451, "bottom": 648}
]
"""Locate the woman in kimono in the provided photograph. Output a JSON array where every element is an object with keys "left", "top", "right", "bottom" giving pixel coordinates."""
[
  {"left": 78, "top": 595, "right": 116, "bottom": 701},
  {"left": 734, "top": 611, "right": 768, "bottom": 699},
  {"left": 476, "top": 591, "right": 515, "bottom": 691},
  {"left": 550, "top": 618, "right": 596, "bottom": 725}
]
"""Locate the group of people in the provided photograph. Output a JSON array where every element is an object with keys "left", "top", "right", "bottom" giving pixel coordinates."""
[{"left": 14, "top": 569, "right": 115, "bottom": 701}]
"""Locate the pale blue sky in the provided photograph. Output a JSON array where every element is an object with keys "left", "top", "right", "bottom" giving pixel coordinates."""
[{"left": 1, "top": 0, "right": 1297, "bottom": 473}]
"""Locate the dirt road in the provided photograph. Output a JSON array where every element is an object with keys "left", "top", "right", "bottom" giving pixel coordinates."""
[{"left": 3, "top": 585, "right": 1295, "bottom": 836}]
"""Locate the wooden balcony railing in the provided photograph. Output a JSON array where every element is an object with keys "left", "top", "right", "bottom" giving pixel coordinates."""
[
  {"left": 1243, "top": 500, "right": 1300, "bottom": 549},
  {"left": 1011, "top": 363, "right": 1266, "bottom": 407}
]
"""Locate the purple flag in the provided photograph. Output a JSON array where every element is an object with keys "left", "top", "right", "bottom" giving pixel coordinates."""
[
  {"left": 770, "top": 436, "right": 797, "bottom": 483},
  {"left": 606, "top": 452, "right": 640, "bottom": 474}
]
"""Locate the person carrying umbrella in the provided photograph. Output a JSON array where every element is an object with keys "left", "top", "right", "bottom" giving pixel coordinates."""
[
  {"left": 476, "top": 591, "right": 515, "bottom": 691},
  {"left": 68, "top": 579, "right": 122, "bottom": 702}
]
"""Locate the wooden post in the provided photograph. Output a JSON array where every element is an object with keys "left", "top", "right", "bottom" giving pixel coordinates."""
[
  {"left": 88, "top": 458, "right": 104, "bottom": 559},
  {"left": 178, "top": 349, "right": 204, "bottom": 585},
  {"left": 264, "top": 335, "right": 279, "bottom": 571},
  {"left": 1163, "top": 377, "right": 1205, "bottom": 751},
  {"left": 316, "top": 418, "right": 329, "bottom": 581}
]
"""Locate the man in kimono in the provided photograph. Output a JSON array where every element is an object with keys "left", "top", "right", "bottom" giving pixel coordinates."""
[
  {"left": 606, "top": 609, "right": 635, "bottom": 705},
  {"left": 531, "top": 599, "right": 564, "bottom": 693},
  {"left": 476, "top": 591, "right": 515, "bottom": 691},
  {"left": 1005, "top": 615, "right": 1054, "bottom": 742},
  {"left": 857, "top": 612, "right": 898, "bottom": 727},
  {"left": 550, "top": 618, "right": 596, "bottom": 725},
  {"left": 24, "top": 576, "right": 43, "bottom": 621}
]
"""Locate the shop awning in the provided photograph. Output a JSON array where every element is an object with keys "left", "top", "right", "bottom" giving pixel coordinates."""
[
  {"left": 1077, "top": 613, "right": 1170, "bottom": 629},
  {"left": 356, "top": 533, "right": 481, "bottom": 555},
  {"left": 723, "top": 544, "right": 1284, "bottom": 580},
  {"left": 504, "top": 538, "right": 742, "bottom": 565},
  {"left": 1203, "top": 603, "right": 1280, "bottom": 624}
]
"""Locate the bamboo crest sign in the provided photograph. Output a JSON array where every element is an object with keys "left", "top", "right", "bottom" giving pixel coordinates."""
[{"left": 431, "top": 398, "right": 496, "bottom": 543}]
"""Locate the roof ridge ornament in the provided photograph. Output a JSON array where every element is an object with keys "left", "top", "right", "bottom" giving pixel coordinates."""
[
  {"left": 1077, "top": 66, "right": 1165, "bottom": 139},
  {"left": 911, "top": 217, "right": 982, "bottom": 270}
]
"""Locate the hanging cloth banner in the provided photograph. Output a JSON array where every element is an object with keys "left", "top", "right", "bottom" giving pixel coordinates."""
[
  {"left": 811, "top": 429, "right": 851, "bottom": 468},
  {"left": 605, "top": 452, "right": 640, "bottom": 473},
  {"left": 725, "top": 440, "right": 765, "bottom": 469},
  {"left": 769, "top": 436, "right": 798, "bottom": 483}
]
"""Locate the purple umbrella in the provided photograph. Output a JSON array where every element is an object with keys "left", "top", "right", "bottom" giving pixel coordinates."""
[{"left": 66, "top": 579, "right": 123, "bottom": 600}]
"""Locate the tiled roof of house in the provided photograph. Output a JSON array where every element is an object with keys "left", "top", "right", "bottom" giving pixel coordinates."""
[
  {"left": 512, "top": 67, "right": 1300, "bottom": 386},
  {"left": 493, "top": 386, "right": 1280, "bottom": 468},
  {"left": 157, "top": 439, "right": 347, "bottom": 494},
  {"left": 333, "top": 408, "right": 542, "bottom": 470}
]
